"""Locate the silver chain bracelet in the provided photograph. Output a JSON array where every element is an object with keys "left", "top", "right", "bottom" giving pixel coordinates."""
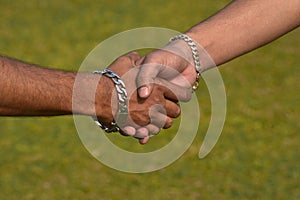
[
  {"left": 93, "top": 69, "right": 128, "bottom": 133},
  {"left": 170, "top": 34, "right": 202, "bottom": 91}
]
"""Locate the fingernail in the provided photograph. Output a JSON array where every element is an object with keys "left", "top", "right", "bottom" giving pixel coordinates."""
[
  {"left": 137, "top": 128, "right": 148, "bottom": 137},
  {"left": 138, "top": 87, "right": 149, "bottom": 98},
  {"left": 134, "top": 128, "right": 149, "bottom": 140},
  {"left": 123, "top": 126, "right": 136, "bottom": 136}
]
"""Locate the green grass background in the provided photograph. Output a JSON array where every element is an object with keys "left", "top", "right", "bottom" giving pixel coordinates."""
[{"left": 0, "top": 0, "right": 299, "bottom": 199}]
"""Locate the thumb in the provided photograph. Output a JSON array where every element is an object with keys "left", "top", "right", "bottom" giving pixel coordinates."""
[
  {"left": 136, "top": 63, "right": 162, "bottom": 98},
  {"left": 135, "top": 56, "right": 145, "bottom": 66},
  {"left": 155, "top": 78, "right": 192, "bottom": 102}
]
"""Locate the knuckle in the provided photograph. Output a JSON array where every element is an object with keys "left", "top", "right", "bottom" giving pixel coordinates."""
[
  {"left": 144, "top": 53, "right": 159, "bottom": 63},
  {"left": 164, "top": 118, "right": 173, "bottom": 129},
  {"left": 175, "top": 106, "right": 181, "bottom": 117},
  {"left": 181, "top": 90, "right": 192, "bottom": 102},
  {"left": 152, "top": 127, "right": 160, "bottom": 135},
  {"left": 130, "top": 112, "right": 150, "bottom": 127},
  {"left": 153, "top": 95, "right": 162, "bottom": 103},
  {"left": 116, "top": 56, "right": 129, "bottom": 63}
]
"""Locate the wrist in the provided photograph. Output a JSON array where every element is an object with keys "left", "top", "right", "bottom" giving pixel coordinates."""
[
  {"left": 185, "top": 31, "right": 217, "bottom": 71},
  {"left": 164, "top": 39, "right": 195, "bottom": 66},
  {"left": 72, "top": 73, "right": 117, "bottom": 124},
  {"left": 93, "top": 69, "right": 128, "bottom": 132},
  {"left": 95, "top": 74, "right": 118, "bottom": 125},
  {"left": 169, "top": 34, "right": 203, "bottom": 91}
]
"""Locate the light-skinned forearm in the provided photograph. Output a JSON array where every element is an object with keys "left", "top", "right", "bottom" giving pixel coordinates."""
[{"left": 186, "top": 0, "right": 300, "bottom": 67}]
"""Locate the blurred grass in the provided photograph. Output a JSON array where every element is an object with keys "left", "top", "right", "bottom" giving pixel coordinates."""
[{"left": 0, "top": 0, "right": 299, "bottom": 199}]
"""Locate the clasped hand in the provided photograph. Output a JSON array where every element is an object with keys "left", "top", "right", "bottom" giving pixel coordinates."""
[{"left": 96, "top": 47, "right": 195, "bottom": 144}]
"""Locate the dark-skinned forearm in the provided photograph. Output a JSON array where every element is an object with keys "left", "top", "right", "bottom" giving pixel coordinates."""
[
  {"left": 0, "top": 56, "right": 114, "bottom": 118},
  {"left": 0, "top": 56, "right": 77, "bottom": 116}
]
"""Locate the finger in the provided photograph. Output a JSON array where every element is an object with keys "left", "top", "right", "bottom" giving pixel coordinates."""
[
  {"left": 121, "top": 126, "right": 136, "bottom": 136},
  {"left": 150, "top": 111, "right": 173, "bottom": 129},
  {"left": 125, "top": 51, "right": 142, "bottom": 65},
  {"left": 135, "top": 124, "right": 160, "bottom": 138},
  {"left": 170, "top": 64, "right": 197, "bottom": 86},
  {"left": 108, "top": 52, "right": 141, "bottom": 75},
  {"left": 134, "top": 127, "right": 149, "bottom": 138},
  {"left": 139, "top": 136, "right": 150, "bottom": 145},
  {"left": 163, "top": 117, "right": 173, "bottom": 129},
  {"left": 138, "top": 85, "right": 153, "bottom": 99},
  {"left": 134, "top": 127, "right": 149, "bottom": 139},
  {"left": 136, "top": 63, "right": 163, "bottom": 98},
  {"left": 155, "top": 78, "right": 192, "bottom": 102},
  {"left": 165, "top": 100, "right": 181, "bottom": 118},
  {"left": 142, "top": 124, "right": 161, "bottom": 136},
  {"left": 135, "top": 56, "right": 145, "bottom": 66}
]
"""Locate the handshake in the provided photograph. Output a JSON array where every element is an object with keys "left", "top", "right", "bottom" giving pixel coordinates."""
[
  {"left": 0, "top": 34, "right": 206, "bottom": 145},
  {"left": 84, "top": 34, "right": 203, "bottom": 144},
  {"left": 1, "top": 0, "right": 297, "bottom": 146}
]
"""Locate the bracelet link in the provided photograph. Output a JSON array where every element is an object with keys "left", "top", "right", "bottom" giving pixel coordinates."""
[
  {"left": 170, "top": 34, "right": 202, "bottom": 91},
  {"left": 93, "top": 69, "right": 128, "bottom": 133}
]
